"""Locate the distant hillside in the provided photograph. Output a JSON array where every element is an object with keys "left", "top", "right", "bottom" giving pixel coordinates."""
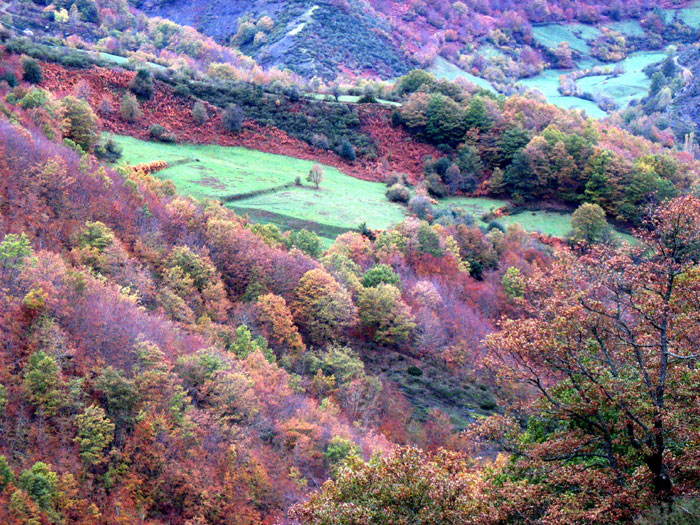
[{"left": 131, "top": 0, "right": 416, "bottom": 79}]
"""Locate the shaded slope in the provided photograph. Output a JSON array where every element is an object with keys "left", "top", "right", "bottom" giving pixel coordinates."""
[{"left": 132, "top": 0, "right": 415, "bottom": 79}]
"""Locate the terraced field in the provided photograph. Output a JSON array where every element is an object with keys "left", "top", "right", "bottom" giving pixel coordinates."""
[
  {"left": 522, "top": 25, "right": 669, "bottom": 117},
  {"left": 517, "top": 4, "right": 700, "bottom": 117},
  {"left": 532, "top": 23, "right": 601, "bottom": 54}
]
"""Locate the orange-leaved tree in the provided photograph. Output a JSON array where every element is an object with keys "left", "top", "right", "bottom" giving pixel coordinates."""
[{"left": 476, "top": 195, "right": 700, "bottom": 519}]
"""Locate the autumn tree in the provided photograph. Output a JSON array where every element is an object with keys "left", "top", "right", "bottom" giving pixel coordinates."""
[
  {"left": 570, "top": 202, "right": 611, "bottom": 244},
  {"left": 24, "top": 351, "right": 67, "bottom": 417},
  {"left": 479, "top": 195, "right": 700, "bottom": 517},
  {"left": 255, "top": 293, "right": 305, "bottom": 357},
  {"left": 60, "top": 96, "right": 100, "bottom": 152},
  {"left": 120, "top": 93, "right": 142, "bottom": 123},
  {"left": 324, "top": 436, "right": 361, "bottom": 472},
  {"left": 192, "top": 101, "right": 208, "bottom": 125},
  {"left": 339, "top": 140, "right": 356, "bottom": 161},
  {"left": 22, "top": 57, "right": 42, "bottom": 84},
  {"left": 361, "top": 264, "right": 400, "bottom": 288},
  {"left": 0, "top": 232, "right": 34, "bottom": 282},
  {"left": 15, "top": 462, "right": 59, "bottom": 516},
  {"left": 501, "top": 266, "right": 525, "bottom": 298},
  {"left": 290, "top": 447, "right": 476, "bottom": 524},
  {"left": 292, "top": 268, "right": 357, "bottom": 345},
  {"left": 129, "top": 69, "right": 154, "bottom": 100},
  {"left": 94, "top": 367, "right": 139, "bottom": 444},
  {"left": 307, "top": 164, "right": 324, "bottom": 189},
  {"left": 358, "top": 284, "right": 415, "bottom": 346},
  {"left": 0, "top": 456, "right": 13, "bottom": 489},
  {"left": 288, "top": 229, "right": 323, "bottom": 258},
  {"left": 223, "top": 103, "right": 244, "bottom": 132},
  {"left": 74, "top": 405, "right": 115, "bottom": 466}
]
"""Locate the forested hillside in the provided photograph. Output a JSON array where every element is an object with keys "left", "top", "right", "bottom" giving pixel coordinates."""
[{"left": 0, "top": 0, "right": 700, "bottom": 523}]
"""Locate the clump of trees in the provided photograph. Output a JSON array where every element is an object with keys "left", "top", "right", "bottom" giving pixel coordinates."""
[
  {"left": 339, "top": 140, "right": 356, "bottom": 161},
  {"left": 393, "top": 69, "right": 692, "bottom": 224},
  {"left": 22, "top": 57, "right": 42, "bottom": 84},
  {"left": 569, "top": 202, "right": 611, "bottom": 244},
  {"left": 386, "top": 183, "right": 410, "bottom": 203},
  {"left": 191, "top": 101, "right": 208, "bottom": 125},
  {"left": 60, "top": 96, "right": 99, "bottom": 152}
]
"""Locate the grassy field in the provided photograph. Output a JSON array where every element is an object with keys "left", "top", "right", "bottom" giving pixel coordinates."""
[
  {"left": 439, "top": 197, "right": 573, "bottom": 236},
  {"left": 517, "top": 69, "right": 607, "bottom": 118},
  {"left": 428, "top": 57, "right": 496, "bottom": 92},
  {"left": 605, "top": 20, "right": 645, "bottom": 36},
  {"left": 521, "top": 21, "right": 666, "bottom": 119},
  {"left": 113, "top": 135, "right": 635, "bottom": 245},
  {"left": 437, "top": 197, "right": 509, "bottom": 223},
  {"left": 677, "top": 3, "right": 700, "bottom": 28},
  {"left": 497, "top": 210, "right": 574, "bottom": 237},
  {"left": 532, "top": 23, "right": 600, "bottom": 54},
  {"left": 575, "top": 51, "right": 667, "bottom": 108},
  {"left": 112, "top": 135, "right": 408, "bottom": 243},
  {"left": 442, "top": 197, "right": 635, "bottom": 243},
  {"left": 307, "top": 93, "right": 401, "bottom": 106}
]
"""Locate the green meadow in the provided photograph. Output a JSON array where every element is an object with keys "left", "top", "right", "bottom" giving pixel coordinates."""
[
  {"left": 112, "top": 135, "right": 407, "bottom": 243},
  {"left": 113, "top": 135, "right": 634, "bottom": 245}
]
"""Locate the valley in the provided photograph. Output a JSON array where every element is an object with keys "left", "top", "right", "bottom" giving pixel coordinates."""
[{"left": 0, "top": 0, "right": 699, "bottom": 523}]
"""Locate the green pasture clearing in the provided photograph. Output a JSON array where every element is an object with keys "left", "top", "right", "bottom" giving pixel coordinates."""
[
  {"left": 517, "top": 49, "right": 666, "bottom": 117},
  {"left": 439, "top": 197, "right": 573, "bottom": 236},
  {"left": 517, "top": 69, "right": 607, "bottom": 118},
  {"left": 113, "top": 134, "right": 300, "bottom": 200},
  {"left": 497, "top": 210, "right": 574, "bottom": 237},
  {"left": 604, "top": 20, "right": 645, "bottom": 36},
  {"left": 306, "top": 93, "right": 401, "bottom": 106},
  {"left": 532, "top": 23, "right": 600, "bottom": 54},
  {"left": 111, "top": 134, "right": 407, "bottom": 243},
  {"left": 479, "top": 43, "right": 506, "bottom": 60},
  {"left": 96, "top": 51, "right": 129, "bottom": 65},
  {"left": 230, "top": 179, "right": 406, "bottom": 232},
  {"left": 498, "top": 210, "right": 634, "bottom": 243},
  {"left": 441, "top": 198, "right": 634, "bottom": 243},
  {"left": 70, "top": 48, "right": 166, "bottom": 70},
  {"left": 112, "top": 135, "right": 636, "bottom": 245},
  {"left": 677, "top": 3, "right": 700, "bottom": 28},
  {"left": 437, "top": 197, "right": 509, "bottom": 224},
  {"left": 575, "top": 51, "right": 667, "bottom": 108},
  {"left": 428, "top": 57, "right": 496, "bottom": 92}
]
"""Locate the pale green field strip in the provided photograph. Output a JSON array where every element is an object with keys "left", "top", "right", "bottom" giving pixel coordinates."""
[
  {"left": 441, "top": 198, "right": 634, "bottom": 243},
  {"left": 428, "top": 57, "right": 497, "bottom": 92},
  {"left": 575, "top": 51, "right": 667, "bottom": 108},
  {"left": 307, "top": 93, "right": 401, "bottom": 106},
  {"left": 532, "top": 23, "right": 601, "bottom": 54},
  {"left": 517, "top": 69, "right": 607, "bottom": 119}
]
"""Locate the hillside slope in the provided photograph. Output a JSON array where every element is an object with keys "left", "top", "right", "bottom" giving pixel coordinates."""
[{"left": 132, "top": 0, "right": 415, "bottom": 79}]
